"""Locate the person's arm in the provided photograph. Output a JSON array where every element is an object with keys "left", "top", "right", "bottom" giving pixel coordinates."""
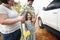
[
  {"left": 32, "top": 13, "right": 38, "bottom": 25},
  {"left": 20, "top": 5, "right": 26, "bottom": 16},
  {"left": 22, "top": 23, "right": 26, "bottom": 33},
  {"left": 0, "top": 14, "right": 24, "bottom": 25}
]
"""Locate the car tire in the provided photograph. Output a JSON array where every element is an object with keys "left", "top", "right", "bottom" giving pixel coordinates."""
[{"left": 38, "top": 17, "right": 44, "bottom": 29}]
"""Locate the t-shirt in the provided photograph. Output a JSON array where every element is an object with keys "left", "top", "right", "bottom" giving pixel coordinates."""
[{"left": 0, "top": 4, "right": 20, "bottom": 34}]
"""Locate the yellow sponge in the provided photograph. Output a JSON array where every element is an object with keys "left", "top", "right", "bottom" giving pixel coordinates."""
[{"left": 23, "top": 30, "right": 31, "bottom": 38}]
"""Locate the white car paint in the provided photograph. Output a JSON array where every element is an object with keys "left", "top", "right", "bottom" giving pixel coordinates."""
[
  {"left": 38, "top": 4, "right": 60, "bottom": 32},
  {"left": 39, "top": 9, "right": 59, "bottom": 31}
]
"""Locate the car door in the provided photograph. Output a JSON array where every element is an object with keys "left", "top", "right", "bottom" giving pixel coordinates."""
[
  {"left": 57, "top": 9, "right": 60, "bottom": 32},
  {"left": 42, "top": 9, "right": 58, "bottom": 30}
]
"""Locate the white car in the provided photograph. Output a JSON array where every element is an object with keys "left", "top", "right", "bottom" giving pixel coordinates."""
[{"left": 38, "top": 0, "right": 60, "bottom": 39}]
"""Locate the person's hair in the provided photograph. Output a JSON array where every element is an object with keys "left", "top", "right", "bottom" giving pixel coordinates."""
[
  {"left": 25, "top": 12, "right": 32, "bottom": 21},
  {"left": 28, "top": 0, "right": 34, "bottom": 2},
  {"left": 1, "top": 0, "right": 9, "bottom": 4}
]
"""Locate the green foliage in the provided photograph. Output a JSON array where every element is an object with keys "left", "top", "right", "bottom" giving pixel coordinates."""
[{"left": 13, "top": 2, "right": 21, "bottom": 13}]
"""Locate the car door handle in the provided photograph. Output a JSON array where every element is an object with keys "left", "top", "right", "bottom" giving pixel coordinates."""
[{"left": 53, "top": 12, "right": 57, "bottom": 14}]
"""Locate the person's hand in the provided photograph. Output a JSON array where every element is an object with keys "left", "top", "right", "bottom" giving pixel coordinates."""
[
  {"left": 17, "top": 16, "right": 25, "bottom": 21},
  {"left": 20, "top": 16, "right": 25, "bottom": 22},
  {"left": 35, "top": 10, "right": 39, "bottom": 17},
  {"left": 35, "top": 13, "right": 38, "bottom": 17}
]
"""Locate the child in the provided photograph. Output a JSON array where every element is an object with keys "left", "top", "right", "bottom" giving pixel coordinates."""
[{"left": 25, "top": 12, "right": 36, "bottom": 40}]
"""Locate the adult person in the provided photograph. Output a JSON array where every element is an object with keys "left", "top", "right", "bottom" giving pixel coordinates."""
[
  {"left": 20, "top": 0, "right": 35, "bottom": 18},
  {"left": 0, "top": 0, "right": 24, "bottom": 40}
]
